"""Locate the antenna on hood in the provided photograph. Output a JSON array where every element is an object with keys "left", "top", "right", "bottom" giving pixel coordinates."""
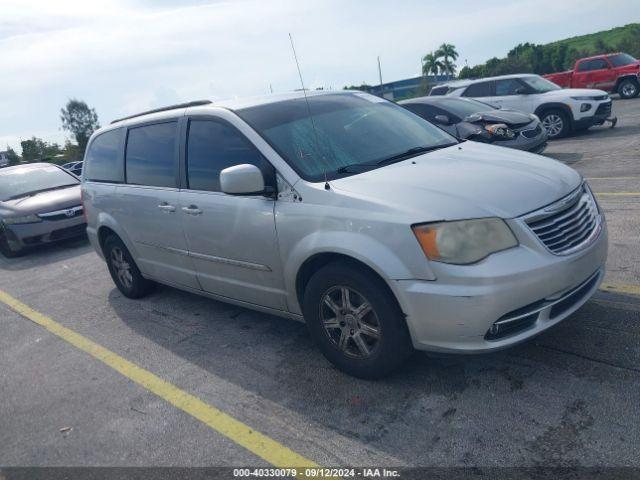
[{"left": 288, "top": 33, "right": 330, "bottom": 191}]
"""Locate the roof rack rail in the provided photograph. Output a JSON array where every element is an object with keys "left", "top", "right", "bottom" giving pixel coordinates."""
[{"left": 110, "top": 100, "right": 212, "bottom": 124}]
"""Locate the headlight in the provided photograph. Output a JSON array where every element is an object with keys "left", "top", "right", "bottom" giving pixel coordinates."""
[
  {"left": 2, "top": 214, "right": 42, "bottom": 225},
  {"left": 485, "top": 123, "right": 516, "bottom": 139},
  {"left": 571, "top": 96, "right": 596, "bottom": 101},
  {"left": 412, "top": 218, "right": 518, "bottom": 265}
]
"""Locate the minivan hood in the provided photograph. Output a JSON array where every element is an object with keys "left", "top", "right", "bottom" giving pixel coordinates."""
[
  {"left": 542, "top": 88, "right": 608, "bottom": 98},
  {"left": 330, "top": 141, "right": 581, "bottom": 220},
  {"left": 0, "top": 185, "right": 81, "bottom": 216}
]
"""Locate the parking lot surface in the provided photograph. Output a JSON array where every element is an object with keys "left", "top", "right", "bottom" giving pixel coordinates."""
[{"left": 1, "top": 98, "right": 639, "bottom": 469}]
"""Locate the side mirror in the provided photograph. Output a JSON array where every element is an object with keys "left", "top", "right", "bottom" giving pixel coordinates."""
[
  {"left": 434, "top": 115, "right": 452, "bottom": 125},
  {"left": 515, "top": 87, "right": 528, "bottom": 95},
  {"left": 220, "top": 164, "right": 266, "bottom": 195}
]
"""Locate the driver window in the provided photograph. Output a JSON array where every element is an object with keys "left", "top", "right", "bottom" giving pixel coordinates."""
[{"left": 186, "top": 119, "right": 270, "bottom": 192}]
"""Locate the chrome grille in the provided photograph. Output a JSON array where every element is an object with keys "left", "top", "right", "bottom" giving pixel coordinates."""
[{"left": 525, "top": 185, "right": 600, "bottom": 255}]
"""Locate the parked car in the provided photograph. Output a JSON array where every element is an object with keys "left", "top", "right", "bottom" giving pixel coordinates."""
[
  {"left": 441, "top": 74, "right": 616, "bottom": 139},
  {"left": 82, "top": 92, "right": 607, "bottom": 379},
  {"left": 0, "top": 163, "right": 86, "bottom": 257},
  {"left": 544, "top": 53, "right": 640, "bottom": 99},
  {"left": 399, "top": 96, "right": 547, "bottom": 153},
  {"left": 62, "top": 161, "right": 83, "bottom": 176}
]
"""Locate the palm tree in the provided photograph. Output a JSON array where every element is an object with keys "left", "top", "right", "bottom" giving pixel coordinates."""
[
  {"left": 422, "top": 51, "right": 443, "bottom": 76},
  {"left": 436, "top": 43, "right": 459, "bottom": 76}
]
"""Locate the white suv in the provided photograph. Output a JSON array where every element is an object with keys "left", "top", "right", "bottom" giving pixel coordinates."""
[
  {"left": 82, "top": 92, "right": 607, "bottom": 378},
  {"left": 444, "top": 74, "right": 613, "bottom": 138}
]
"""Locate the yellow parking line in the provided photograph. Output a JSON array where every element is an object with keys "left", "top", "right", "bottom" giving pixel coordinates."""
[
  {"left": 0, "top": 290, "right": 319, "bottom": 472},
  {"left": 600, "top": 283, "right": 640, "bottom": 296},
  {"left": 594, "top": 192, "right": 640, "bottom": 196}
]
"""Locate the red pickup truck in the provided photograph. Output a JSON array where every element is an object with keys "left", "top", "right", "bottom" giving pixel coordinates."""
[{"left": 544, "top": 53, "right": 640, "bottom": 99}]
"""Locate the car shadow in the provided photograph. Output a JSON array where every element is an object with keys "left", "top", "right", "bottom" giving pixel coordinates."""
[
  {"left": 107, "top": 283, "right": 640, "bottom": 465},
  {"left": 0, "top": 235, "right": 92, "bottom": 272}
]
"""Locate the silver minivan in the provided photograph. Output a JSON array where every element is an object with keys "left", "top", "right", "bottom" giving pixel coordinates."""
[{"left": 82, "top": 91, "right": 607, "bottom": 378}]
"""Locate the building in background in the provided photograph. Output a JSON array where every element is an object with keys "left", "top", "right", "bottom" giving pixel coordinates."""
[{"left": 361, "top": 74, "right": 455, "bottom": 101}]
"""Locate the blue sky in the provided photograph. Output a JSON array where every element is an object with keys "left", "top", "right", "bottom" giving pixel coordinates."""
[{"left": 1, "top": 0, "right": 638, "bottom": 152}]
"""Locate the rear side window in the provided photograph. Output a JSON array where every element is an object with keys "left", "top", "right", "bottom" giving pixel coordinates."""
[
  {"left": 84, "top": 128, "right": 124, "bottom": 182},
  {"left": 186, "top": 119, "right": 267, "bottom": 192},
  {"left": 125, "top": 122, "right": 178, "bottom": 188},
  {"left": 462, "top": 81, "right": 493, "bottom": 97}
]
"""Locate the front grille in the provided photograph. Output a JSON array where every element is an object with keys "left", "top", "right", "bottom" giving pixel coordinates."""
[
  {"left": 521, "top": 125, "right": 542, "bottom": 138},
  {"left": 49, "top": 223, "right": 87, "bottom": 241},
  {"left": 595, "top": 102, "right": 612, "bottom": 116},
  {"left": 525, "top": 185, "right": 600, "bottom": 255},
  {"left": 38, "top": 205, "right": 83, "bottom": 222}
]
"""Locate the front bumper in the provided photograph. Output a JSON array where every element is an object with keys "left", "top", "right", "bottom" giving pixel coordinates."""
[
  {"left": 573, "top": 100, "right": 614, "bottom": 129},
  {"left": 492, "top": 122, "right": 548, "bottom": 153},
  {"left": 394, "top": 217, "right": 608, "bottom": 353},
  {"left": 2, "top": 215, "right": 86, "bottom": 252}
]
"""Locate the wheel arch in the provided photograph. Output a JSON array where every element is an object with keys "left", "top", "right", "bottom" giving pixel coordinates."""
[
  {"left": 534, "top": 102, "right": 574, "bottom": 125},
  {"left": 614, "top": 75, "right": 640, "bottom": 91},
  {"left": 295, "top": 252, "right": 406, "bottom": 320}
]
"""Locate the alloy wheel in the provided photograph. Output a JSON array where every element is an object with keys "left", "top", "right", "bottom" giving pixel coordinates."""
[
  {"left": 319, "top": 285, "right": 381, "bottom": 358},
  {"left": 621, "top": 82, "right": 637, "bottom": 98},
  {"left": 111, "top": 247, "right": 133, "bottom": 289},
  {"left": 542, "top": 114, "right": 564, "bottom": 138}
]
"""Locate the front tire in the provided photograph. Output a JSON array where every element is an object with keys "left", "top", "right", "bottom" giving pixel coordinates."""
[
  {"left": 103, "top": 235, "right": 155, "bottom": 299},
  {"left": 540, "top": 109, "right": 570, "bottom": 139},
  {"left": 302, "top": 262, "right": 412, "bottom": 379},
  {"left": 618, "top": 79, "right": 639, "bottom": 99},
  {"left": 0, "top": 231, "right": 22, "bottom": 258}
]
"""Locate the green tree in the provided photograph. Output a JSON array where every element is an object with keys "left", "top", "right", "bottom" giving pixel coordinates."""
[
  {"left": 20, "top": 137, "right": 61, "bottom": 163},
  {"left": 4, "top": 146, "right": 20, "bottom": 166},
  {"left": 60, "top": 99, "right": 100, "bottom": 155},
  {"left": 422, "top": 51, "right": 443, "bottom": 76},
  {"left": 436, "top": 43, "right": 459, "bottom": 76}
]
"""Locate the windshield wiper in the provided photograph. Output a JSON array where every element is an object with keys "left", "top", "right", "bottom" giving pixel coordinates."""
[
  {"left": 375, "top": 143, "right": 457, "bottom": 166},
  {"left": 336, "top": 143, "right": 457, "bottom": 174}
]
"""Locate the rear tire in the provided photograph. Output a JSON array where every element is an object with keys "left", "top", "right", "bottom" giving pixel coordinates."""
[
  {"left": 103, "top": 235, "right": 155, "bottom": 299},
  {"left": 540, "top": 109, "right": 570, "bottom": 139},
  {"left": 618, "top": 79, "right": 639, "bottom": 99},
  {"left": 302, "top": 262, "right": 412, "bottom": 379}
]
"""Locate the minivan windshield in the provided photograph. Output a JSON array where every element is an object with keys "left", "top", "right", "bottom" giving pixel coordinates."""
[
  {"left": 237, "top": 93, "right": 457, "bottom": 181},
  {"left": 521, "top": 75, "right": 561, "bottom": 93},
  {"left": 0, "top": 164, "right": 78, "bottom": 201}
]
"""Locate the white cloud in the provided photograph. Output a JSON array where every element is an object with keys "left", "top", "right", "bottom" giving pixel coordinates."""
[{"left": 0, "top": 0, "right": 637, "bottom": 152}]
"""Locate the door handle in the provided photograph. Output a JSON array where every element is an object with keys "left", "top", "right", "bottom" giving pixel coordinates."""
[
  {"left": 182, "top": 205, "right": 203, "bottom": 215},
  {"left": 158, "top": 202, "right": 176, "bottom": 212}
]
